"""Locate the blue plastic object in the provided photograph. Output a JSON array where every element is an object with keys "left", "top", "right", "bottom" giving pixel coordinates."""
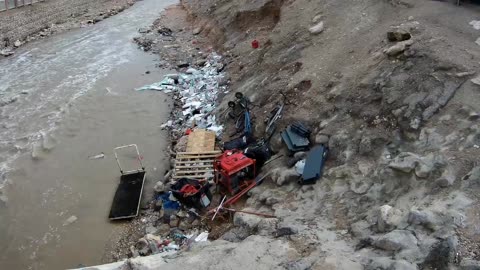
[{"left": 300, "top": 145, "right": 328, "bottom": 185}]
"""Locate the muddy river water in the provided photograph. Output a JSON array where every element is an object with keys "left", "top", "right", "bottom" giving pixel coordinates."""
[{"left": 0, "top": 0, "right": 176, "bottom": 269}]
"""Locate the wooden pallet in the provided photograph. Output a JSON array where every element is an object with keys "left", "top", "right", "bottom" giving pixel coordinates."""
[
  {"left": 173, "top": 151, "right": 221, "bottom": 179},
  {"left": 186, "top": 129, "right": 216, "bottom": 152}
]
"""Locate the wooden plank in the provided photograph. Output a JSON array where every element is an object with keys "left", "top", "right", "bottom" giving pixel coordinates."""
[
  {"left": 176, "top": 154, "right": 220, "bottom": 159},
  {"left": 177, "top": 150, "right": 221, "bottom": 155},
  {"left": 186, "top": 129, "right": 216, "bottom": 152},
  {"left": 173, "top": 175, "right": 206, "bottom": 179},
  {"left": 175, "top": 165, "right": 213, "bottom": 169},
  {"left": 174, "top": 160, "right": 215, "bottom": 164},
  {"left": 175, "top": 169, "right": 213, "bottom": 175}
]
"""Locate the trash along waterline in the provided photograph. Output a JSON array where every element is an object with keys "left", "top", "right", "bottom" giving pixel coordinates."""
[{"left": 136, "top": 52, "right": 226, "bottom": 136}]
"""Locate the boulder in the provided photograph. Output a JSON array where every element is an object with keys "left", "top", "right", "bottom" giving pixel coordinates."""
[
  {"left": 463, "top": 166, "right": 480, "bottom": 185},
  {"left": 350, "top": 220, "right": 372, "bottom": 238},
  {"left": 408, "top": 209, "right": 441, "bottom": 231},
  {"left": 422, "top": 236, "right": 459, "bottom": 270},
  {"left": 367, "top": 257, "right": 418, "bottom": 270},
  {"left": 309, "top": 21, "right": 324, "bottom": 34},
  {"left": 385, "top": 39, "right": 414, "bottom": 56},
  {"left": 0, "top": 48, "right": 14, "bottom": 57},
  {"left": 265, "top": 196, "right": 280, "bottom": 206},
  {"left": 315, "top": 134, "right": 330, "bottom": 145},
  {"left": 221, "top": 226, "right": 251, "bottom": 242},
  {"left": 233, "top": 210, "right": 264, "bottom": 230},
  {"left": 270, "top": 167, "right": 300, "bottom": 186},
  {"left": 388, "top": 153, "right": 419, "bottom": 173},
  {"left": 376, "top": 205, "right": 404, "bottom": 233},
  {"left": 435, "top": 168, "right": 456, "bottom": 188},
  {"left": 275, "top": 226, "right": 298, "bottom": 237},
  {"left": 257, "top": 218, "right": 278, "bottom": 236},
  {"left": 373, "top": 230, "right": 418, "bottom": 251}
]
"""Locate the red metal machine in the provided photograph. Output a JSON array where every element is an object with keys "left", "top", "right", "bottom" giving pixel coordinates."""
[{"left": 214, "top": 150, "right": 256, "bottom": 195}]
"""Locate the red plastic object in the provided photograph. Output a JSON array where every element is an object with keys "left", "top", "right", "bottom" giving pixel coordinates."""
[
  {"left": 214, "top": 150, "right": 256, "bottom": 195},
  {"left": 217, "top": 151, "right": 254, "bottom": 176},
  {"left": 251, "top": 40, "right": 259, "bottom": 49},
  {"left": 179, "top": 184, "right": 199, "bottom": 196},
  {"left": 185, "top": 128, "right": 192, "bottom": 135}
]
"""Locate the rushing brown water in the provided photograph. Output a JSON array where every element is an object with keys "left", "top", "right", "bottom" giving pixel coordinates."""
[{"left": 0, "top": 0, "right": 177, "bottom": 269}]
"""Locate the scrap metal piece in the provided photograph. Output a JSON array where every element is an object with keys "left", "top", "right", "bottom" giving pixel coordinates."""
[{"left": 300, "top": 145, "right": 329, "bottom": 185}]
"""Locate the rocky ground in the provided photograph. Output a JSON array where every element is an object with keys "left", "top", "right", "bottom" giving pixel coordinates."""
[
  {"left": 0, "top": 0, "right": 135, "bottom": 56},
  {"left": 87, "top": 0, "right": 480, "bottom": 269}
]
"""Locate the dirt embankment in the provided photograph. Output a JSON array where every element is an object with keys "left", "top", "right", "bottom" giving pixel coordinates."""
[
  {"left": 101, "top": 0, "right": 480, "bottom": 269},
  {"left": 0, "top": 0, "right": 135, "bottom": 54}
]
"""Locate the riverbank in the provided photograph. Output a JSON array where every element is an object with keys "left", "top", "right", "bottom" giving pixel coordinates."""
[
  {"left": 0, "top": 0, "right": 136, "bottom": 56},
  {"left": 0, "top": 1, "right": 177, "bottom": 269},
  {"left": 87, "top": 0, "right": 480, "bottom": 269}
]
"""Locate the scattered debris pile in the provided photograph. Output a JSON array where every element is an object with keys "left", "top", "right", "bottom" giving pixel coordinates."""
[{"left": 136, "top": 52, "right": 226, "bottom": 137}]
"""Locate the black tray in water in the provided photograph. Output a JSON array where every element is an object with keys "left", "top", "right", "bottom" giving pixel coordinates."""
[{"left": 109, "top": 171, "right": 146, "bottom": 220}]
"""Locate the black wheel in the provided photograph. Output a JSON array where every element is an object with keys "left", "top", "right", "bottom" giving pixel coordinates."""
[
  {"left": 228, "top": 101, "right": 236, "bottom": 108},
  {"left": 235, "top": 92, "right": 243, "bottom": 99}
]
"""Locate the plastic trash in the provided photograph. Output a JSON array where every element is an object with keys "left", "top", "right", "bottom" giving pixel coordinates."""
[
  {"left": 88, "top": 153, "right": 105, "bottom": 160},
  {"left": 195, "top": 231, "right": 209, "bottom": 242},
  {"left": 135, "top": 52, "right": 225, "bottom": 136}
]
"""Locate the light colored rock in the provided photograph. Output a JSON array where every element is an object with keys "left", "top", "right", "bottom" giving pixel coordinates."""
[
  {"left": 463, "top": 166, "right": 480, "bottom": 184},
  {"left": 388, "top": 152, "right": 444, "bottom": 178},
  {"left": 390, "top": 260, "right": 418, "bottom": 270},
  {"left": 153, "top": 181, "right": 165, "bottom": 193},
  {"left": 192, "top": 27, "right": 202, "bottom": 35},
  {"left": 312, "top": 14, "right": 323, "bottom": 24},
  {"left": 435, "top": 167, "right": 456, "bottom": 188},
  {"left": 376, "top": 205, "right": 404, "bottom": 233},
  {"left": 233, "top": 210, "right": 264, "bottom": 230},
  {"left": 349, "top": 177, "right": 371, "bottom": 194},
  {"left": 0, "top": 48, "right": 14, "bottom": 57},
  {"left": 368, "top": 257, "right": 418, "bottom": 270},
  {"left": 388, "top": 153, "right": 419, "bottom": 173},
  {"left": 350, "top": 220, "right": 371, "bottom": 238},
  {"left": 257, "top": 218, "right": 278, "bottom": 236},
  {"left": 384, "top": 39, "right": 414, "bottom": 56},
  {"left": 265, "top": 196, "right": 279, "bottom": 206},
  {"left": 315, "top": 134, "right": 329, "bottom": 144},
  {"left": 13, "top": 40, "right": 22, "bottom": 47},
  {"left": 373, "top": 230, "right": 418, "bottom": 251},
  {"left": 309, "top": 21, "right": 324, "bottom": 34},
  {"left": 408, "top": 209, "right": 440, "bottom": 231},
  {"left": 63, "top": 215, "right": 78, "bottom": 226},
  {"left": 270, "top": 167, "right": 300, "bottom": 186},
  {"left": 471, "top": 75, "right": 480, "bottom": 86}
]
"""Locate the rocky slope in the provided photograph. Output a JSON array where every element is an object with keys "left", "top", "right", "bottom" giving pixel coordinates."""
[
  {"left": 85, "top": 0, "right": 480, "bottom": 269},
  {"left": 173, "top": 0, "right": 480, "bottom": 269}
]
